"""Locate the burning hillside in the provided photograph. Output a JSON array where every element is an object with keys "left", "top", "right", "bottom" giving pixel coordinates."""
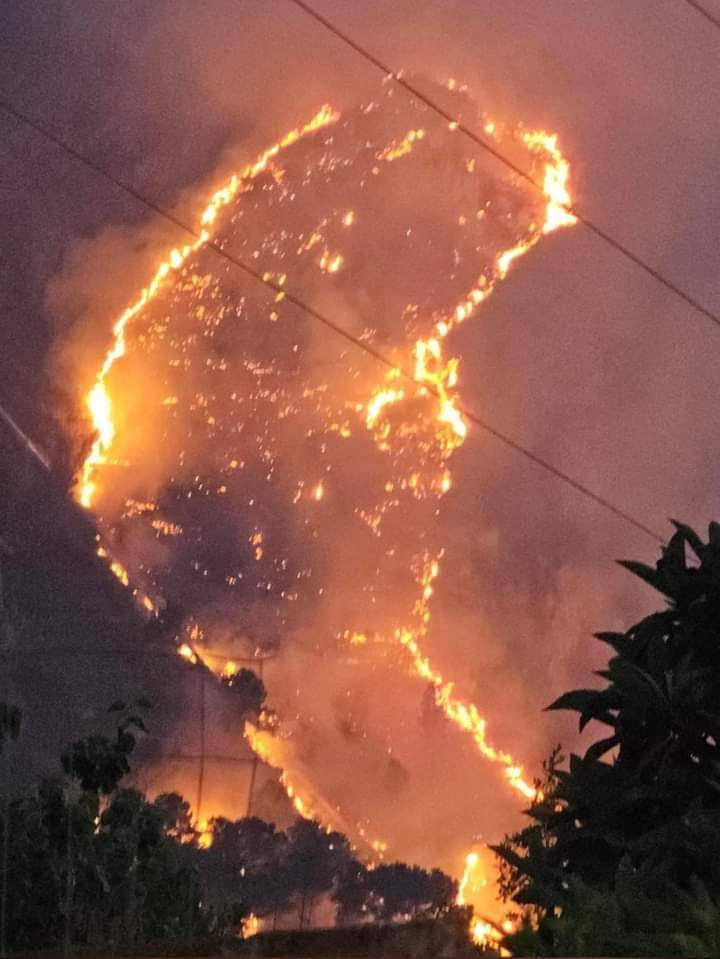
[{"left": 70, "top": 77, "right": 575, "bottom": 902}]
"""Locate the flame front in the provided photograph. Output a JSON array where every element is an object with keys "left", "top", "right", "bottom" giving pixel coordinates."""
[{"left": 77, "top": 105, "right": 338, "bottom": 510}]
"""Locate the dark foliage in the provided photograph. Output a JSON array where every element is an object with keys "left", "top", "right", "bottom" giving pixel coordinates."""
[
  {"left": 494, "top": 522, "right": 720, "bottom": 956},
  {"left": 0, "top": 701, "right": 21, "bottom": 749},
  {"left": 220, "top": 668, "right": 266, "bottom": 719},
  {"left": 0, "top": 708, "right": 457, "bottom": 951}
]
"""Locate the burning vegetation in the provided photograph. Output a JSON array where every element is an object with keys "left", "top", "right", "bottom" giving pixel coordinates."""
[{"left": 69, "top": 78, "right": 576, "bottom": 939}]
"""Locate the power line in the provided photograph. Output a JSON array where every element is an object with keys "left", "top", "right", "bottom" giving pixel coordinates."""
[
  {"left": 13, "top": 645, "right": 276, "bottom": 663},
  {"left": 158, "top": 753, "right": 254, "bottom": 765},
  {"left": 196, "top": 670, "right": 206, "bottom": 823},
  {"left": 0, "top": 400, "right": 50, "bottom": 470},
  {"left": 681, "top": 0, "right": 720, "bottom": 29},
  {"left": 285, "top": 0, "right": 720, "bottom": 331},
  {"left": 0, "top": 95, "right": 663, "bottom": 543}
]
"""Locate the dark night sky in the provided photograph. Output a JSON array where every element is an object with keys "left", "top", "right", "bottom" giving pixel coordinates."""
[{"left": 1, "top": 0, "right": 719, "bottom": 823}]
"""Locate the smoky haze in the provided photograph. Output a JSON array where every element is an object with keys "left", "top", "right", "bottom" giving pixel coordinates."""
[{"left": 1, "top": 0, "right": 719, "bottom": 883}]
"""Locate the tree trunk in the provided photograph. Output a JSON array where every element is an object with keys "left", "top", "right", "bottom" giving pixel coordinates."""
[
  {"left": 299, "top": 887, "right": 307, "bottom": 929},
  {"left": 63, "top": 794, "right": 74, "bottom": 957},
  {"left": 0, "top": 754, "right": 9, "bottom": 959}
]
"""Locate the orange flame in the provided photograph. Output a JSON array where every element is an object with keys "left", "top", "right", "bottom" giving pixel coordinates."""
[
  {"left": 523, "top": 130, "right": 576, "bottom": 234},
  {"left": 196, "top": 819, "right": 213, "bottom": 850},
  {"left": 457, "top": 849, "right": 514, "bottom": 953},
  {"left": 457, "top": 851, "right": 482, "bottom": 906},
  {"left": 241, "top": 913, "right": 262, "bottom": 939}
]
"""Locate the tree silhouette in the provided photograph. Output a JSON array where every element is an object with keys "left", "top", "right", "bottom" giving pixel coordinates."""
[
  {"left": 364, "top": 863, "right": 457, "bottom": 922},
  {"left": 286, "top": 820, "right": 352, "bottom": 928},
  {"left": 61, "top": 700, "right": 148, "bottom": 795},
  {"left": 153, "top": 792, "right": 196, "bottom": 843},
  {"left": 495, "top": 522, "right": 720, "bottom": 955},
  {"left": 0, "top": 704, "right": 20, "bottom": 753},
  {"left": 220, "top": 668, "right": 266, "bottom": 719}
]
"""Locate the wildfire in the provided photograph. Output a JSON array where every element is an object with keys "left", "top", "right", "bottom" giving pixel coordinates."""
[
  {"left": 366, "top": 386, "right": 405, "bottom": 436},
  {"left": 244, "top": 721, "right": 321, "bottom": 823},
  {"left": 243, "top": 721, "right": 387, "bottom": 859},
  {"left": 320, "top": 249, "right": 344, "bottom": 273},
  {"left": 73, "top": 82, "right": 575, "bottom": 904},
  {"left": 178, "top": 643, "right": 198, "bottom": 665},
  {"left": 355, "top": 119, "right": 574, "bottom": 803},
  {"left": 365, "top": 123, "right": 574, "bottom": 496},
  {"left": 471, "top": 918, "right": 510, "bottom": 954}
]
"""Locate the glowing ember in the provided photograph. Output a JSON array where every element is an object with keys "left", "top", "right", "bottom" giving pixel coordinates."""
[{"left": 178, "top": 643, "right": 198, "bottom": 665}]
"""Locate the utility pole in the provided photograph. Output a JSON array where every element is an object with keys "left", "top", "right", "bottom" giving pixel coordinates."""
[
  {"left": 244, "top": 659, "right": 261, "bottom": 819},
  {"left": 63, "top": 760, "right": 74, "bottom": 958},
  {"left": 0, "top": 541, "right": 14, "bottom": 959},
  {"left": 245, "top": 653, "right": 272, "bottom": 818},
  {"left": 196, "top": 669, "right": 206, "bottom": 825}
]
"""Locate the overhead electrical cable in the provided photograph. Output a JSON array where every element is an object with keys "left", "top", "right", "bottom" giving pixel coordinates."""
[
  {"left": 285, "top": 0, "right": 720, "bottom": 331},
  {"left": 0, "top": 94, "right": 663, "bottom": 542},
  {"left": 681, "top": 0, "right": 720, "bottom": 30}
]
